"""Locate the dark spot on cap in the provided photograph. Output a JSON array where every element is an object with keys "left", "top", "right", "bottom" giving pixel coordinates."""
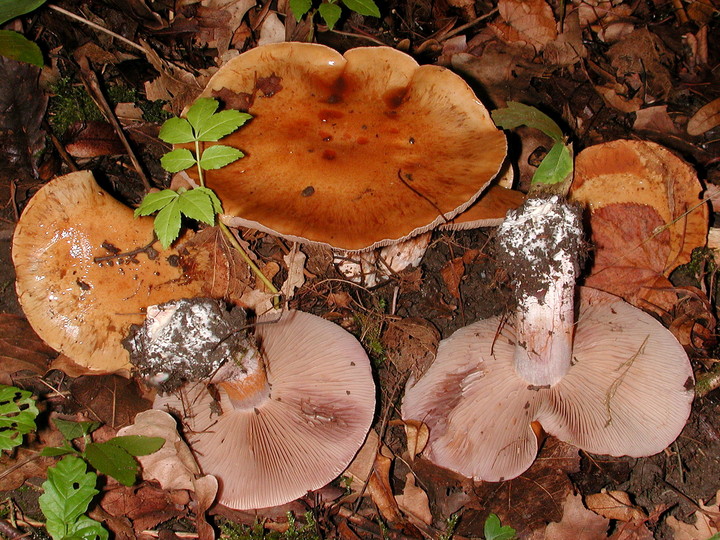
[
  {"left": 301, "top": 186, "right": 315, "bottom": 197},
  {"left": 524, "top": 401, "right": 530, "bottom": 410},
  {"left": 76, "top": 279, "right": 91, "bottom": 291},
  {"left": 322, "top": 149, "right": 337, "bottom": 160}
]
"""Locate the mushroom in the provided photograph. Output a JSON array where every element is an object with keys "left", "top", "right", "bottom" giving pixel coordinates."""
[
  {"left": 402, "top": 195, "right": 694, "bottom": 481},
  {"left": 150, "top": 306, "right": 376, "bottom": 510},
  {"left": 11, "top": 171, "right": 237, "bottom": 374}
]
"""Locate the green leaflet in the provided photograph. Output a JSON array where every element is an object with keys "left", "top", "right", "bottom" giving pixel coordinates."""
[
  {"left": 0, "top": 0, "right": 47, "bottom": 25},
  {"left": 484, "top": 514, "right": 516, "bottom": 540},
  {"left": 85, "top": 441, "right": 140, "bottom": 487},
  {"left": 39, "top": 455, "right": 108, "bottom": 540},
  {"left": 0, "top": 385, "right": 38, "bottom": 451},
  {"left": 491, "top": 102, "right": 564, "bottom": 143},
  {"left": 318, "top": 2, "right": 342, "bottom": 29},
  {"left": 0, "top": 30, "right": 43, "bottom": 66},
  {"left": 532, "top": 141, "right": 573, "bottom": 185},
  {"left": 176, "top": 188, "right": 217, "bottom": 225},
  {"left": 289, "top": 0, "right": 313, "bottom": 20},
  {"left": 52, "top": 418, "right": 101, "bottom": 441},
  {"left": 199, "top": 144, "right": 244, "bottom": 170},
  {"left": 134, "top": 189, "right": 179, "bottom": 217},
  {"left": 154, "top": 197, "right": 182, "bottom": 249},
  {"left": 342, "top": 0, "right": 380, "bottom": 17},
  {"left": 160, "top": 148, "right": 197, "bottom": 173}
]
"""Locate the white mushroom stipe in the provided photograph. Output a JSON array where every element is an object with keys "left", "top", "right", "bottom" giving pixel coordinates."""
[{"left": 496, "top": 196, "right": 583, "bottom": 387}]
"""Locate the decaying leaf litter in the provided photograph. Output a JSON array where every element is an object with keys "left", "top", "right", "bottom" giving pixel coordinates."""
[{"left": 0, "top": 0, "right": 719, "bottom": 538}]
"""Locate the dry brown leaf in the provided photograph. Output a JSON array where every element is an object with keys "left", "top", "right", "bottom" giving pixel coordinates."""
[
  {"left": 668, "top": 288, "right": 717, "bottom": 352},
  {"left": 687, "top": 97, "right": 720, "bottom": 136},
  {"left": 193, "top": 475, "right": 219, "bottom": 540},
  {"left": 0, "top": 425, "right": 65, "bottom": 490},
  {"left": 440, "top": 257, "right": 465, "bottom": 299},
  {"left": 634, "top": 105, "right": 680, "bottom": 134},
  {"left": 543, "top": 9, "right": 587, "bottom": 66},
  {"left": 595, "top": 84, "right": 644, "bottom": 113},
  {"left": 401, "top": 419, "right": 429, "bottom": 461},
  {"left": 281, "top": 246, "right": 306, "bottom": 300},
  {"left": 343, "top": 429, "right": 379, "bottom": 494},
  {"left": 367, "top": 449, "right": 404, "bottom": 525},
  {"left": 395, "top": 473, "right": 432, "bottom": 526},
  {"left": 667, "top": 507, "right": 720, "bottom": 539},
  {"left": 64, "top": 121, "right": 125, "bottom": 158},
  {"left": 99, "top": 484, "right": 187, "bottom": 534},
  {"left": 526, "top": 492, "right": 609, "bottom": 539},
  {"left": 117, "top": 409, "right": 202, "bottom": 492},
  {"left": 497, "top": 0, "right": 557, "bottom": 51},
  {"left": 382, "top": 317, "right": 439, "bottom": 380},
  {"left": 0, "top": 314, "right": 55, "bottom": 381},
  {"left": 586, "top": 490, "right": 646, "bottom": 522},
  {"left": 70, "top": 375, "right": 152, "bottom": 429}
]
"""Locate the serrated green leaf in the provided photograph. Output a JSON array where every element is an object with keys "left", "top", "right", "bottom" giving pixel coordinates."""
[
  {"left": 53, "top": 419, "right": 100, "bottom": 442},
  {"left": 289, "top": 0, "right": 313, "bottom": 20},
  {"left": 39, "top": 456, "right": 101, "bottom": 540},
  {"left": 341, "top": 0, "right": 380, "bottom": 17},
  {"left": 160, "top": 148, "right": 197, "bottom": 173},
  {"left": 195, "top": 110, "right": 252, "bottom": 142},
  {"left": 0, "top": 385, "right": 38, "bottom": 451},
  {"left": 194, "top": 186, "right": 223, "bottom": 214},
  {"left": 134, "top": 189, "right": 179, "bottom": 217},
  {"left": 177, "top": 189, "right": 217, "bottom": 225},
  {"left": 186, "top": 98, "right": 220, "bottom": 135},
  {"left": 158, "top": 116, "right": 195, "bottom": 144},
  {"left": 154, "top": 198, "right": 182, "bottom": 249},
  {"left": 199, "top": 144, "right": 243, "bottom": 170},
  {"left": 319, "top": 2, "right": 342, "bottom": 29},
  {"left": 85, "top": 442, "right": 138, "bottom": 486},
  {"left": 106, "top": 435, "right": 165, "bottom": 457},
  {"left": 41, "top": 446, "right": 76, "bottom": 457},
  {"left": 0, "top": 30, "right": 43, "bottom": 66},
  {"left": 484, "top": 513, "right": 516, "bottom": 540},
  {"left": 65, "top": 514, "right": 109, "bottom": 540},
  {"left": 0, "top": 0, "right": 47, "bottom": 26},
  {"left": 491, "top": 102, "right": 564, "bottom": 142},
  {"left": 531, "top": 141, "right": 573, "bottom": 185}
]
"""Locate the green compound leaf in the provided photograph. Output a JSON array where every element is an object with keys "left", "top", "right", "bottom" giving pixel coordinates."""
[
  {"left": 39, "top": 455, "right": 107, "bottom": 540},
  {"left": 0, "top": 30, "right": 43, "bottom": 66},
  {"left": 134, "top": 189, "right": 179, "bottom": 217},
  {"left": 484, "top": 513, "right": 516, "bottom": 540},
  {"left": 0, "top": 385, "right": 38, "bottom": 451},
  {"left": 199, "top": 144, "right": 243, "bottom": 170},
  {"left": 160, "top": 148, "right": 197, "bottom": 173},
  {"left": 177, "top": 189, "right": 217, "bottom": 225},
  {"left": 159, "top": 116, "right": 195, "bottom": 144},
  {"left": 194, "top": 186, "right": 223, "bottom": 214},
  {"left": 53, "top": 419, "right": 101, "bottom": 442},
  {"left": 154, "top": 197, "right": 182, "bottom": 249},
  {"left": 491, "top": 101, "right": 564, "bottom": 142},
  {"left": 341, "top": 0, "right": 380, "bottom": 17},
  {"left": 186, "top": 98, "right": 220, "bottom": 136},
  {"left": 195, "top": 109, "right": 252, "bottom": 142},
  {"left": 107, "top": 435, "right": 165, "bottom": 457},
  {"left": 531, "top": 141, "right": 573, "bottom": 185},
  {"left": 0, "top": 0, "right": 47, "bottom": 26},
  {"left": 319, "top": 2, "right": 342, "bottom": 29},
  {"left": 85, "top": 441, "right": 139, "bottom": 487},
  {"left": 289, "top": 0, "right": 313, "bottom": 20},
  {"left": 65, "top": 515, "right": 109, "bottom": 540}
]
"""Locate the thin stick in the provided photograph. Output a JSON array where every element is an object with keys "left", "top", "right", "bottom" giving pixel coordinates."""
[
  {"left": 218, "top": 221, "right": 279, "bottom": 298},
  {"left": 47, "top": 4, "right": 148, "bottom": 54}
]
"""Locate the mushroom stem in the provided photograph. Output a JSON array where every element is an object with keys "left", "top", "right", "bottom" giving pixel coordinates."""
[{"left": 496, "top": 196, "right": 583, "bottom": 387}]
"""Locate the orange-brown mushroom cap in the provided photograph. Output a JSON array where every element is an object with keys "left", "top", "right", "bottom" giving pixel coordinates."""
[
  {"left": 154, "top": 309, "right": 375, "bottom": 510},
  {"left": 401, "top": 287, "right": 693, "bottom": 482},
  {"left": 194, "top": 42, "right": 507, "bottom": 251},
  {"left": 11, "top": 171, "right": 206, "bottom": 374}
]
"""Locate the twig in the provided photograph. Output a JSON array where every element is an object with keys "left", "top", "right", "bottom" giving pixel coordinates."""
[{"left": 0, "top": 519, "right": 26, "bottom": 539}]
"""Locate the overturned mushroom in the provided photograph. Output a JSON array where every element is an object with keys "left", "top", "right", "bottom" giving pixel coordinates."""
[
  {"left": 141, "top": 302, "right": 376, "bottom": 510},
  {"left": 11, "top": 171, "right": 244, "bottom": 374},
  {"left": 402, "top": 196, "right": 694, "bottom": 481}
]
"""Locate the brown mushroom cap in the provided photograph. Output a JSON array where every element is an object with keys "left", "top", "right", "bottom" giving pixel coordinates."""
[
  {"left": 402, "top": 287, "right": 693, "bottom": 482},
  {"left": 193, "top": 42, "right": 506, "bottom": 251},
  {"left": 154, "top": 309, "right": 375, "bottom": 510},
  {"left": 12, "top": 171, "right": 206, "bottom": 374}
]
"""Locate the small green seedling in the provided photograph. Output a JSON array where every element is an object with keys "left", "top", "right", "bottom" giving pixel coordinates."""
[
  {"left": 0, "top": 384, "right": 39, "bottom": 451},
  {"left": 0, "top": 0, "right": 46, "bottom": 66},
  {"left": 483, "top": 513, "right": 516, "bottom": 540},
  {"left": 289, "top": 0, "right": 380, "bottom": 31},
  {"left": 135, "top": 97, "right": 251, "bottom": 249},
  {"left": 492, "top": 101, "right": 573, "bottom": 187}
]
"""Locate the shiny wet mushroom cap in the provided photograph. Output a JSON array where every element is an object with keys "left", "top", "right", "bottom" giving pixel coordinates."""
[
  {"left": 401, "top": 287, "right": 693, "bottom": 481},
  {"left": 154, "top": 309, "right": 375, "bottom": 510},
  {"left": 11, "top": 171, "right": 206, "bottom": 374},
  {"left": 190, "top": 42, "right": 507, "bottom": 251}
]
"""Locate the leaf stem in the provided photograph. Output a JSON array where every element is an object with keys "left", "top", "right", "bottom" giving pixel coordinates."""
[
  {"left": 218, "top": 221, "right": 280, "bottom": 301},
  {"left": 195, "top": 140, "right": 205, "bottom": 187}
]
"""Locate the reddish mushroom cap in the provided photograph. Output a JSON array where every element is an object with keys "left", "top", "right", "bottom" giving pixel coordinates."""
[
  {"left": 192, "top": 42, "right": 507, "bottom": 251},
  {"left": 154, "top": 309, "right": 375, "bottom": 510},
  {"left": 402, "top": 287, "right": 693, "bottom": 482}
]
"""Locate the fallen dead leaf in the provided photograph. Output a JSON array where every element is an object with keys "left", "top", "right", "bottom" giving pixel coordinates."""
[
  {"left": 497, "top": 0, "right": 557, "bottom": 51},
  {"left": 440, "top": 257, "right": 465, "bottom": 299},
  {"left": 395, "top": 473, "right": 432, "bottom": 526},
  {"left": 99, "top": 483, "right": 187, "bottom": 534},
  {"left": 634, "top": 105, "right": 681, "bottom": 134},
  {"left": 70, "top": 375, "right": 152, "bottom": 429},
  {"left": 64, "top": 121, "right": 126, "bottom": 158},
  {"left": 343, "top": 429, "right": 379, "bottom": 495},
  {"left": 0, "top": 314, "right": 55, "bottom": 383},
  {"left": 280, "top": 245, "right": 306, "bottom": 300},
  {"left": 687, "top": 97, "right": 720, "bottom": 136},
  {"left": 382, "top": 317, "right": 439, "bottom": 381},
  {"left": 526, "top": 492, "right": 609, "bottom": 539},
  {"left": 585, "top": 490, "right": 647, "bottom": 523},
  {"left": 367, "top": 446, "right": 405, "bottom": 526},
  {"left": 396, "top": 418, "right": 429, "bottom": 461}
]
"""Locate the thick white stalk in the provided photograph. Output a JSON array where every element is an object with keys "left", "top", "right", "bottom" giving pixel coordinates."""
[{"left": 497, "top": 196, "right": 583, "bottom": 387}]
